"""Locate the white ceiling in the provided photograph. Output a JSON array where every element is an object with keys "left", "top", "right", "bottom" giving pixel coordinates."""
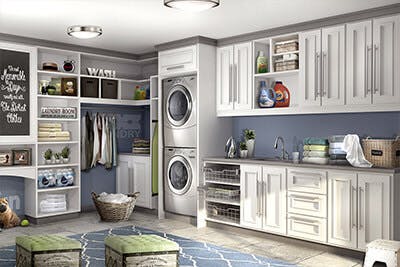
[{"left": 0, "top": 0, "right": 397, "bottom": 55}]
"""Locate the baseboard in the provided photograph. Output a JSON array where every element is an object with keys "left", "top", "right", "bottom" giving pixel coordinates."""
[{"left": 27, "top": 213, "right": 80, "bottom": 225}]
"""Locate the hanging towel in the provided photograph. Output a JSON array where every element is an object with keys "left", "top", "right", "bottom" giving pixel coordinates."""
[
  {"left": 303, "top": 145, "right": 329, "bottom": 152},
  {"left": 303, "top": 150, "right": 329, "bottom": 158},
  {"left": 152, "top": 123, "right": 158, "bottom": 195},
  {"left": 303, "top": 137, "right": 329, "bottom": 146},
  {"left": 342, "top": 134, "right": 373, "bottom": 168}
]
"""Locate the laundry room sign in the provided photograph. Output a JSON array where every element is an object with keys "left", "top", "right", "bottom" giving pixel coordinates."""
[{"left": 0, "top": 48, "right": 30, "bottom": 136}]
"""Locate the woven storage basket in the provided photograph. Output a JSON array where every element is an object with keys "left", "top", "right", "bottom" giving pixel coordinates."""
[
  {"left": 362, "top": 137, "right": 400, "bottom": 168},
  {"left": 91, "top": 192, "right": 140, "bottom": 222}
]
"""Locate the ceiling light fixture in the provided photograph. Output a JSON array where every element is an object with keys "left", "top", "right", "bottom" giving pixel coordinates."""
[
  {"left": 164, "top": 0, "right": 219, "bottom": 12},
  {"left": 67, "top": 26, "right": 102, "bottom": 39}
]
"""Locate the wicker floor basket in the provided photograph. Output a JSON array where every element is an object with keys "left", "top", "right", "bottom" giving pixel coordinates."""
[
  {"left": 362, "top": 137, "right": 400, "bottom": 168},
  {"left": 91, "top": 192, "right": 140, "bottom": 222}
]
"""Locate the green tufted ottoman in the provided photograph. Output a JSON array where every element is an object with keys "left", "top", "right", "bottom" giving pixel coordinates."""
[
  {"left": 105, "top": 235, "right": 179, "bottom": 267},
  {"left": 15, "top": 235, "right": 82, "bottom": 267}
]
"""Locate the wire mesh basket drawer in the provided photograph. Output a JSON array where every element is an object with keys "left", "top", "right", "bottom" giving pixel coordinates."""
[
  {"left": 207, "top": 202, "right": 240, "bottom": 224},
  {"left": 204, "top": 167, "right": 240, "bottom": 184},
  {"left": 206, "top": 186, "right": 240, "bottom": 202}
]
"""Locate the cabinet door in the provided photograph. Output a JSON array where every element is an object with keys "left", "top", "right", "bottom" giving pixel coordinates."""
[
  {"left": 357, "top": 173, "right": 391, "bottom": 249},
  {"left": 216, "top": 46, "right": 234, "bottom": 112},
  {"left": 321, "top": 25, "right": 345, "bottom": 106},
  {"left": 159, "top": 45, "right": 197, "bottom": 75},
  {"left": 372, "top": 15, "right": 400, "bottom": 104},
  {"left": 346, "top": 20, "right": 373, "bottom": 105},
  {"left": 240, "top": 164, "right": 262, "bottom": 229},
  {"left": 261, "top": 167, "right": 286, "bottom": 235},
  {"left": 234, "top": 42, "right": 252, "bottom": 111},
  {"left": 328, "top": 171, "right": 357, "bottom": 249},
  {"left": 299, "top": 29, "right": 322, "bottom": 107},
  {"left": 116, "top": 156, "right": 131, "bottom": 195},
  {"left": 132, "top": 156, "right": 151, "bottom": 208}
]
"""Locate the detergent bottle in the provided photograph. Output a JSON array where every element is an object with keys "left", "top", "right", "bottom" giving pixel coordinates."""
[
  {"left": 258, "top": 81, "right": 276, "bottom": 108},
  {"left": 273, "top": 81, "right": 290, "bottom": 107}
]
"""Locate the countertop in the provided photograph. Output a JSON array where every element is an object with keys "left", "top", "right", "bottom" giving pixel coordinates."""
[{"left": 203, "top": 157, "right": 400, "bottom": 174}]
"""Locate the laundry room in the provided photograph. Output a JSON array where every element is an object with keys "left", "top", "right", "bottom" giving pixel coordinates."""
[{"left": 0, "top": 1, "right": 400, "bottom": 267}]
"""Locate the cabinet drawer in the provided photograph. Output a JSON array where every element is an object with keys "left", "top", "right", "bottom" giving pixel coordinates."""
[
  {"left": 288, "top": 169, "right": 327, "bottom": 194},
  {"left": 288, "top": 214, "right": 327, "bottom": 242},
  {"left": 288, "top": 191, "right": 327, "bottom": 218},
  {"left": 159, "top": 46, "right": 197, "bottom": 75}
]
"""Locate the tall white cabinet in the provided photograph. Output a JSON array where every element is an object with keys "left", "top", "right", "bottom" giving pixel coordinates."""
[
  {"left": 240, "top": 164, "right": 261, "bottom": 228},
  {"left": 216, "top": 42, "right": 252, "bottom": 113}
]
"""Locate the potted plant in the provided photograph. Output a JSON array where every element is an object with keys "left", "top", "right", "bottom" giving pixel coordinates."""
[
  {"left": 244, "top": 129, "right": 256, "bottom": 157},
  {"left": 44, "top": 149, "right": 53, "bottom": 165},
  {"left": 61, "top": 146, "right": 70, "bottom": 163},
  {"left": 239, "top": 142, "right": 248, "bottom": 158},
  {"left": 54, "top": 153, "right": 61, "bottom": 164}
]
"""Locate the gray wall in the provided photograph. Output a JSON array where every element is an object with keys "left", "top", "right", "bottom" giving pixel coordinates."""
[{"left": 233, "top": 112, "right": 400, "bottom": 158}]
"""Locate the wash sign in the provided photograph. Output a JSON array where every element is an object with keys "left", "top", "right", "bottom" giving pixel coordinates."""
[{"left": 0, "top": 176, "right": 24, "bottom": 217}]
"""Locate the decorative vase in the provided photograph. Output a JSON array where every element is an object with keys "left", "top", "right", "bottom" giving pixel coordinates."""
[
  {"left": 55, "top": 159, "right": 61, "bottom": 164},
  {"left": 45, "top": 159, "right": 52, "bottom": 165},
  {"left": 240, "top": 150, "right": 248, "bottom": 158},
  {"left": 246, "top": 139, "right": 255, "bottom": 158},
  {"left": 62, "top": 157, "right": 69, "bottom": 164}
]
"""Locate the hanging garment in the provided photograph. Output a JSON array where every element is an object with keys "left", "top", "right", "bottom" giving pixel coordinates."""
[
  {"left": 91, "top": 114, "right": 100, "bottom": 168},
  {"left": 81, "top": 115, "right": 87, "bottom": 171},
  {"left": 99, "top": 115, "right": 108, "bottom": 165},
  {"left": 112, "top": 116, "right": 118, "bottom": 167},
  {"left": 97, "top": 114, "right": 103, "bottom": 162},
  {"left": 86, "top": 112, "right": 94, "bottom": 168}
]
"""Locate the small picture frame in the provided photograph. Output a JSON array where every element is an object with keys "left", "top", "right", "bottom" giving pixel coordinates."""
[
  {"left": 61, "top": 77, "right": 78, "bottom": 96},
  {"left": 0, "top": 151, "right": 13, "bottom": 166},
  {"left": 12, "top": 149, "right": 31, "bottom": 166}
]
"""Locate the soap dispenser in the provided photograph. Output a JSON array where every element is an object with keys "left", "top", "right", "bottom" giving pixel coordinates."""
[{"left": 258, "top": 81, "right": 276, "bottom": 108}]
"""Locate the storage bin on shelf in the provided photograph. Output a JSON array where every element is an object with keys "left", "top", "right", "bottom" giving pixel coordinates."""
[
  {"left": 91, "top": 192, "right": 140, "bottom": 222},
  {"left": 362, "top": 137, "right": 400, "bottom": 168},
  {"left": 40, "top": 194, "right": 67, "bottom": 213}
]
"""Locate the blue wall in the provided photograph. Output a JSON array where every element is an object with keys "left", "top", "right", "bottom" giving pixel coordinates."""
[{"left": 233, "top": 112, "right": 400, "bottom": 158}]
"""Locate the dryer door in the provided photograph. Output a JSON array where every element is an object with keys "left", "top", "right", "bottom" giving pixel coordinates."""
[
  {"left": 167, "top": 155, "right": 193, "bottom": 195},
  {"left": 166, "top": 84, "right": 193, "bottom": 127}
]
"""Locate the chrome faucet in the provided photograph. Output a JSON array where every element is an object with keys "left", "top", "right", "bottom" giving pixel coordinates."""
[{"left": 274, "top": 136, "right": 289, "bottom": 160}]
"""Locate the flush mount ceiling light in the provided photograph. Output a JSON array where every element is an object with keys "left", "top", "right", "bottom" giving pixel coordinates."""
[
  {"left": 67, "top": 26, "right": 102, "bottom": 39},
  {"left": 164, "top": 0, "right": 219, "bottom": 12}
]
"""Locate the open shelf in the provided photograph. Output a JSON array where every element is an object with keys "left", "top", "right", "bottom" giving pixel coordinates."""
[
  {"left": 206, "top": 198, "right": 240, "bottom": 206},
  {"left": 80, "top": 97, "right": 150, "bottom": 106},
  {"left": 254, "top": 69, "right": 299, "bottom": 78},
  {"left": 37, "top": 185, "right": 80, "bottom": 193},
  {"left": 37, "top": 163, "right": 80, "bottom": 169},
  {"left": 37, "top": 95, "right": 79, "bottom": 100},
  {"left": 38, "top": 118, "right": 79, "bottom": 122},
  {"left": 38, "top": 141, "right": 79, "bottom": 145},
  {"left": 38, "top": 70, "right": 79, "bottom": 77},
  {"left": 36, "top": 208, "right": 80, "bottom": 218}
]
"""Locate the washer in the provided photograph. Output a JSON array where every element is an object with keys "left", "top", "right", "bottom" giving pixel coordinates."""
[
  {"left": 164, "top": 148, "right": 197, "bottom": 216},
  {"left": 163, "top": 75, "right": 197, "bottom": 148}
]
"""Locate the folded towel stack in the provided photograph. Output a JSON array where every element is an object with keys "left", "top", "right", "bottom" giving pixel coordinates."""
[
  {"left": 328, "top": 135, "right": 349, "bottom": 165},
  {"left": 132, "top": 138, "right": 150, "bottom": 154},
  {"left": 38, "top": 123, "right": 71, "bottom": 142},
  {"left": 303, "top": 138, "right": 329, "bottom": 165}
]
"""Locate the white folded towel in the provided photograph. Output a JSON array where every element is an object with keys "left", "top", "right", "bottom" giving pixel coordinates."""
[{"left": 343, "top": 134, "right": 373, "bottom": 168}]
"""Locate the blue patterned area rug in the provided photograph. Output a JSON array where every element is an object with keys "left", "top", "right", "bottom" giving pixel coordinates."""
[{"left": 0, "top": 226, "right": 296, "bottom": 267}]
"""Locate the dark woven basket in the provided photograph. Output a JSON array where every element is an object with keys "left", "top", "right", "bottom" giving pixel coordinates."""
[{"left": 91, "top": 192, "right": 140, "bottom": 222}]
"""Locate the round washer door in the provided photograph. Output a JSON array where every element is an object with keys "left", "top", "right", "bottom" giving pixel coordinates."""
[
  {"left": 166, "top": 84, "right": 192, "bottom": 127},
  {"left": 167, "top": 155, "right": 192, "bottom": 195}
]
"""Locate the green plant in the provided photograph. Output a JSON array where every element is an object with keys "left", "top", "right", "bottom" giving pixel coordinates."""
[
  {"left": 239, "top": 142, "right": 247, "bottom": 150},
  {"left": 54, "top": 153, "right": 61, "bottom": 160},
  {"left": 44, "top": 149, "right": 53, "bottom": 160},
  {"left": 61, "top": 146, "right": 70, "bottom": 158},
  {"left": 244, "top": 129, "right": 256, "bottom": 140}
]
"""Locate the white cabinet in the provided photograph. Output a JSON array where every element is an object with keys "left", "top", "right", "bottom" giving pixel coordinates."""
[
  {"left": 357, "top": 173, "right": 391, "bottom": 249},
  {"left": 261, "top": 166, "right": 287, "bottom": 235},
  {"left": 117, "top": 155, "right": 152, "bottom": 209},
  {"left": 346, "top": 15, "right": 400, "bottom": 106},
  {"left": 216, "top": 42, "right": 252, "bottom": 113},
  {"left": 300, "top": 26, "right": 345, "bottom": 107},
  {"left": 328, "top": 171, "right": 358, "bottom": 249},
  {"left": 159, "top": 45, "right": 197, "bottom": 75},
  {"left": 372, "top": 15, "right": 400, "bottom": 104},
  {"left": 240, "top": 164, "right": 262, "bottom": 228}
]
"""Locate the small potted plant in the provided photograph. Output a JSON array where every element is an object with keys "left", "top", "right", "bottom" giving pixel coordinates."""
[
  {"left": 244, "top": 129, "right": 256, "bottom": 158},
  {"left": 44, "top": 149, "right": 53, "bottom": 165},
  {"left": 54, "top": 153, "right": 61, "bottom": 164},
  {"left": 61, "top": 146, "right": 70, "bottom": 163},
  {"left": 239, "top": 142, "right": 248, "bottom": 158}
]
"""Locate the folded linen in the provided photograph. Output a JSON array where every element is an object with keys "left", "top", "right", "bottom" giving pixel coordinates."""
[
  {"left": 302, "top": 157, "right": 329, "bottom": 165},
  {"left": 38, "top": 137, "right": 70, "bottom": 142},
  {"left": 38, "top": 131, "right": 70, "bottom": 137},
  {"left": 303, "top": 145, "right": 329, "bottom": 152},
  {"left": 38, "top": 127, "right": 62, "bottom": 132},
  {"left": 38, "top": 123, "right": 63, "bottom": 129},
  {"left": 329, "top": 142, "right": 344, "bottom": 149},
  {"left": 329, "top": 159, "right": 350, "bottom": 165},
  {"left": 303, "top": 137, "right": 329, "bottom": 146},
  {"left": 329, "top": 148, "right": 347, "bottom": 155},
  {"left": 330, "top": 154, "right": 347, "bottom": 160},
  {"left": 303, "top": 150, "right": 329, "bottom": 158},
  {"left": 329, "top": 135, "right": 346, "bottom": 143}
]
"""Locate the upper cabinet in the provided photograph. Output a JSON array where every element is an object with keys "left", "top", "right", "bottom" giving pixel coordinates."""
[
  {"left": 216, "top": 42, "right": 252, "bottom": 114},
  {"left": 347, "top": 15, "right": 400, "bottom": 105},
  {"left": 299, "top": 26, "right": 345, "bottom": 107},
  {"left": 159, "top": 45, "right": 197, "bottom": 76}
]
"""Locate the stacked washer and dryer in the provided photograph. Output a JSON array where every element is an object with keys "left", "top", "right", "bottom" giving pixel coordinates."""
[{"left": 162, "top": 75, "right": 197, "bottom": 216}]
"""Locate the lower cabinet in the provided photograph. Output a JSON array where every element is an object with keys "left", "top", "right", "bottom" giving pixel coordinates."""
[
  {"left": 117, "top": 155, "right": 152, "bottom": 209},
  {"left": 240, "top": 165, "right": 286, "bottom": 235}
]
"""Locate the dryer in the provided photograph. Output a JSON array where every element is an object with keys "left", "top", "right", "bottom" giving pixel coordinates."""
[
  {"left": 164, "top": 147, "right": 197, "bottom": 216},
  {"left": 163, "top": 75, "right": 197, "bottom": 148}
]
